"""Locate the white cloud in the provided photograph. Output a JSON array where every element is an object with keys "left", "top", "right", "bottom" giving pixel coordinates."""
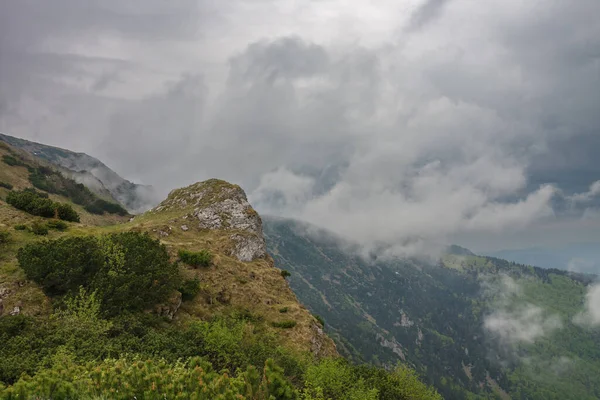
[
  {"left": 574, "top": 283, "right": 600, "bottom": 327},
  {"left": 483, "top": 275, "right": 562, "bottom": 348}
]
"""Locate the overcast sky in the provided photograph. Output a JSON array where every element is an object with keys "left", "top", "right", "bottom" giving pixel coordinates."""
[{"left": 1, "top": 0, "right": 599, "bottom": 255}]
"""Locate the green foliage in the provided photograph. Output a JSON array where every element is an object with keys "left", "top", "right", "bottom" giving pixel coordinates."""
[
  {"left": 6, "top": 188, "right": 80, "bottom": 222},
  {"left": 17, "top": 232, "right": 179, "bottom": 314},
  {"left": 84, "top": 198, "right": 128, "bottom": 216},
  {"left": 301, "top": 359, "right": 379, "bottom": 400},
  {"left": 313, "top": 314, "right": 325, "bottom": 327},
  {"left": 6, "top": 189, "right": 56, "bottom": 218},
  {"left": 178, "top": 249, "right": 212, "bottom": 267},
  {"left": 0, "top": 181, "right": 13, "bottom": 190},
  {"left": 18, "top": 236, "right": 104, "bottom": 296},
  {"left": 0, "top": 230, "right": 10, "bottom": 244},
  {"left": 271, "top": 320, "right": 297, "bottom": 329},
  {"left": 46, "top": 219, "right": 68, "bottom": 231},
  {"left": 1, "top": 154, "right": 26, "bottom": 167},
  {"left": 0, "top": 354, "right": 296, "bottom": 400},
  {"left": 28, "top": 165, "right": 128, "bottom": 216},
  {"left": 13, "top": 224, "right": 27, "bottom": 231},
  {"left": 30, "top": 222, "right": 49, "bottom": 236},
  {"left": 56, "top": 203, "right": 80, "bottom": 222},
  {"left": 279, "top": 307, "right": 289, "bottom": 313},
  {"left": 281, "top": 269, "right": 292, "bottom": 279},
  {"left": 179, "top": 277, "right": 201, "bottom": 301},
  {"left": 93, "top": 232, "right": 179, "bottom": 315}
]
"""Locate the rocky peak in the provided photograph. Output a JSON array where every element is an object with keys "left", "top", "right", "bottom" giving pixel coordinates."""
[{"left": 151, "top": 179, "right": 267, "bottom": 262}]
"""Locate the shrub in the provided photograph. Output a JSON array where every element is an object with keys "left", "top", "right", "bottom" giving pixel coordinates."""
[
  {"left": 56, "top": 203, "right": 80, "bottom": 222},
  {"left": 47, "top": 220, "right": 68, "bottom": 231},
  {"left": 91, "top": 232, "right": 179, "bottom": 315},
  {"left": 179, "top": 277, "right": 201, "bottom": 301},
  {"left": 85, "top": 199, "right": 128, "bottom": 216},
  {"left": 281, "top": 269, "right": 292, "bottom": 279},
  {"left": 17, "top": 232, "right": 179, "bottom": 315},
  {"left": 30, "top": 222, "right": 49, "bottom": 236},
  {"left": 279, "top": 307, "right": 289, "bottom": 313},
  {"left": 18, "top": 236, "right": 103, "bottom": 296},
  {"left": 0, "top": 181, "right": 13, "bottom": 190},
  {"left": 6, "top": 189, "right": 56, "bottom": 218},
  {"left": 13, "top": 224, "right": 27, "bottom": 231},
  {"left": 314, "top": 314, "right": 325, "bottom": 327},
  {"left": 271, "top": 320, "right": 297, "bottom": 329},
  {"left": 0, "top": 231, "right": 10, "bottom": 244},
  {"left": 1, "top": 154, "right": 25, "bottom": 167},
  {"left": 178, "top": 249, "right": 212, "bottom": 267}
]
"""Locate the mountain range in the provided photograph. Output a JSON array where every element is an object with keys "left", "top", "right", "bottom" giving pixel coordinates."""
[{"left": 0, "top": 133, "right": 599, "bottom": 399}]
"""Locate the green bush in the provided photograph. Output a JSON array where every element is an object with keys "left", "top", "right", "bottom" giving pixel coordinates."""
[
  {"left": 279, "top": 307, "right": 289, "bottom": 313},
  {"left": 1, "top": 154, "right": 26, "bottom": 167},
  {"left": 17, "top": 232, "right": 179, "bottom": 315},
  {"left": 30, "top": 222, "right": 49, "bottom": 236},
  {"left": 178, "top": 249, "right": 212, "bottom": 267},
  {"left": 281, "top": 269, "right": 292, "bottom": 279},
  {"left": 13, "top": 224, "right": 27, "bottom": 231},
  {"left": 179, "top": 277, "right": 201, "bottom": 301},
  {"left": 0, "top": 181, "right": 13, "bottom": 190},
  {"left": 314, "top": 314, "right": 325, "bottom": 327},
  {"left": 84, "top": 199, "right": 128, "bottom": 216},
  {"left": 18, "top": 236, "right": 103, "bottom": 296},
  {"left": 0, "top": 354, "right": 296, "bottom": 400},
  {"left": 0, "top": 231, "right": 10, "bottom": 244},
  {"left": 56, "top": 203, "right": 80, "bottom": 222},
  {"left": 47, "top": 220, "right": 68, "bottom": 231},
  {"left": 271, "top": 320, "right": 297, "bottom": 329},
  {"left": 6, "top": 189, "right": 56, "bottom": 218}
]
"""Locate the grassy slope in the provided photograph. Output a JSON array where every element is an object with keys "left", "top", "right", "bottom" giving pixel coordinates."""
[{"left": 0, "top": 142, "right": 336, "bottom": 359}]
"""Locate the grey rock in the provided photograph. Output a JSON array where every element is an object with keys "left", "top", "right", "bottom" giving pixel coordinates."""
[{"left": 153, "top": 180, "right": 267, "bottom": 262}]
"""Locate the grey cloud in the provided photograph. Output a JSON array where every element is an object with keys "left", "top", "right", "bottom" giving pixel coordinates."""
[
  {"left": 405, "top": 0, "right": 451, "bottom": 31},
  {"left": 0, "top": 1, "right": 599, "bottom": 253}
]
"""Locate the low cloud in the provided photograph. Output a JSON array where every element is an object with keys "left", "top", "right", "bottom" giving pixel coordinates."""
[
  {"left": 574, "top": 283, "right": 600, "bottom": 327},
  {"left": 483, "top": 275, "right": 562, "bottom": 358}
]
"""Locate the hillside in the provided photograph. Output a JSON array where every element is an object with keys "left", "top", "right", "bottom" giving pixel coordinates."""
[
  {"left": 264, "top": 217, "right": 600, "bottom": 400},
  {"left": 0, "top": 140, "right": 441, "bottom": 399},
  {"left": 0, "top": 133, "right": 157, "bottom": 213}
]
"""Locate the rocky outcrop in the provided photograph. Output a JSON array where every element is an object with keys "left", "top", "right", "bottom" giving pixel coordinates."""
[
  {"left": 155, "top": 291, "right": 182, "bottom": 320},
  {"left": 152, "top": 179, "right": 267, "bottom": 262}
]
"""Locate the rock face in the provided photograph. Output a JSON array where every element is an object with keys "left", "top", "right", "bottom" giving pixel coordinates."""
[
  {"left": 152, "top": 179, "right": 267, "bottom": 262},
  {"left": 155, "top": 291, "right": 182, "bottom": 320}
]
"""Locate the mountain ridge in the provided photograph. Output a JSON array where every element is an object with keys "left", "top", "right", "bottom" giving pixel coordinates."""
[{"left": 0, "top": 133, "right": 158, "bottom": 213}]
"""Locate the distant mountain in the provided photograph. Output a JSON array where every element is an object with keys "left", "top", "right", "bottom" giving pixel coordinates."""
[
  {"left": 264, "top": 216, "right": 600, "bottom": 400},
  {"left": 488, "top": 243, "right": 600, "bottom": 275},
  {"left": 0, "top": 133, "right": 157, "bottom": 213}
]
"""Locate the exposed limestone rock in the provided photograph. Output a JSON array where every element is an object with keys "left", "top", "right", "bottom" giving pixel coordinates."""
[
  {"left": 416, "top": 327, "right": 424, "bottom": 346},
  {"left": 155, "top": 291, "right": 182, "bottom": 320},
  {"left": 9, "top": 303, "right": 21, "bottom": 316},
  {"left": 376, "top": 333, "right": 406, "bottom": 361},
  {"left": 310, "top": 322, "right": 329, "bottom": 357},
  {"left": 152, "top": 179, "right": 267, "bottom": 262},
  {"left": 229, "top": 233, "right": 266, "bottom": 262},
  {"left": 181, "top": 224, "right": 189, "bottom": 231}
]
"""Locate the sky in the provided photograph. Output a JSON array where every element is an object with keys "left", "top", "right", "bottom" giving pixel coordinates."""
[{"left": 1, "top": 0, "right": 599, "bottom": 256}]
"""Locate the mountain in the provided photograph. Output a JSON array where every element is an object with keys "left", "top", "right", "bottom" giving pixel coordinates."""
[
  {"left": 0, "top": 133, "right": 157, "bottom": 213},
  {"left": 264, "top": 217, "right": 600, "bottom": 400},
  {"left": 488, "top": 244, "right": 600, "bottom": 275},
  {"left": 0, "top": 140, "right": 440, "bottom": 399}
]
